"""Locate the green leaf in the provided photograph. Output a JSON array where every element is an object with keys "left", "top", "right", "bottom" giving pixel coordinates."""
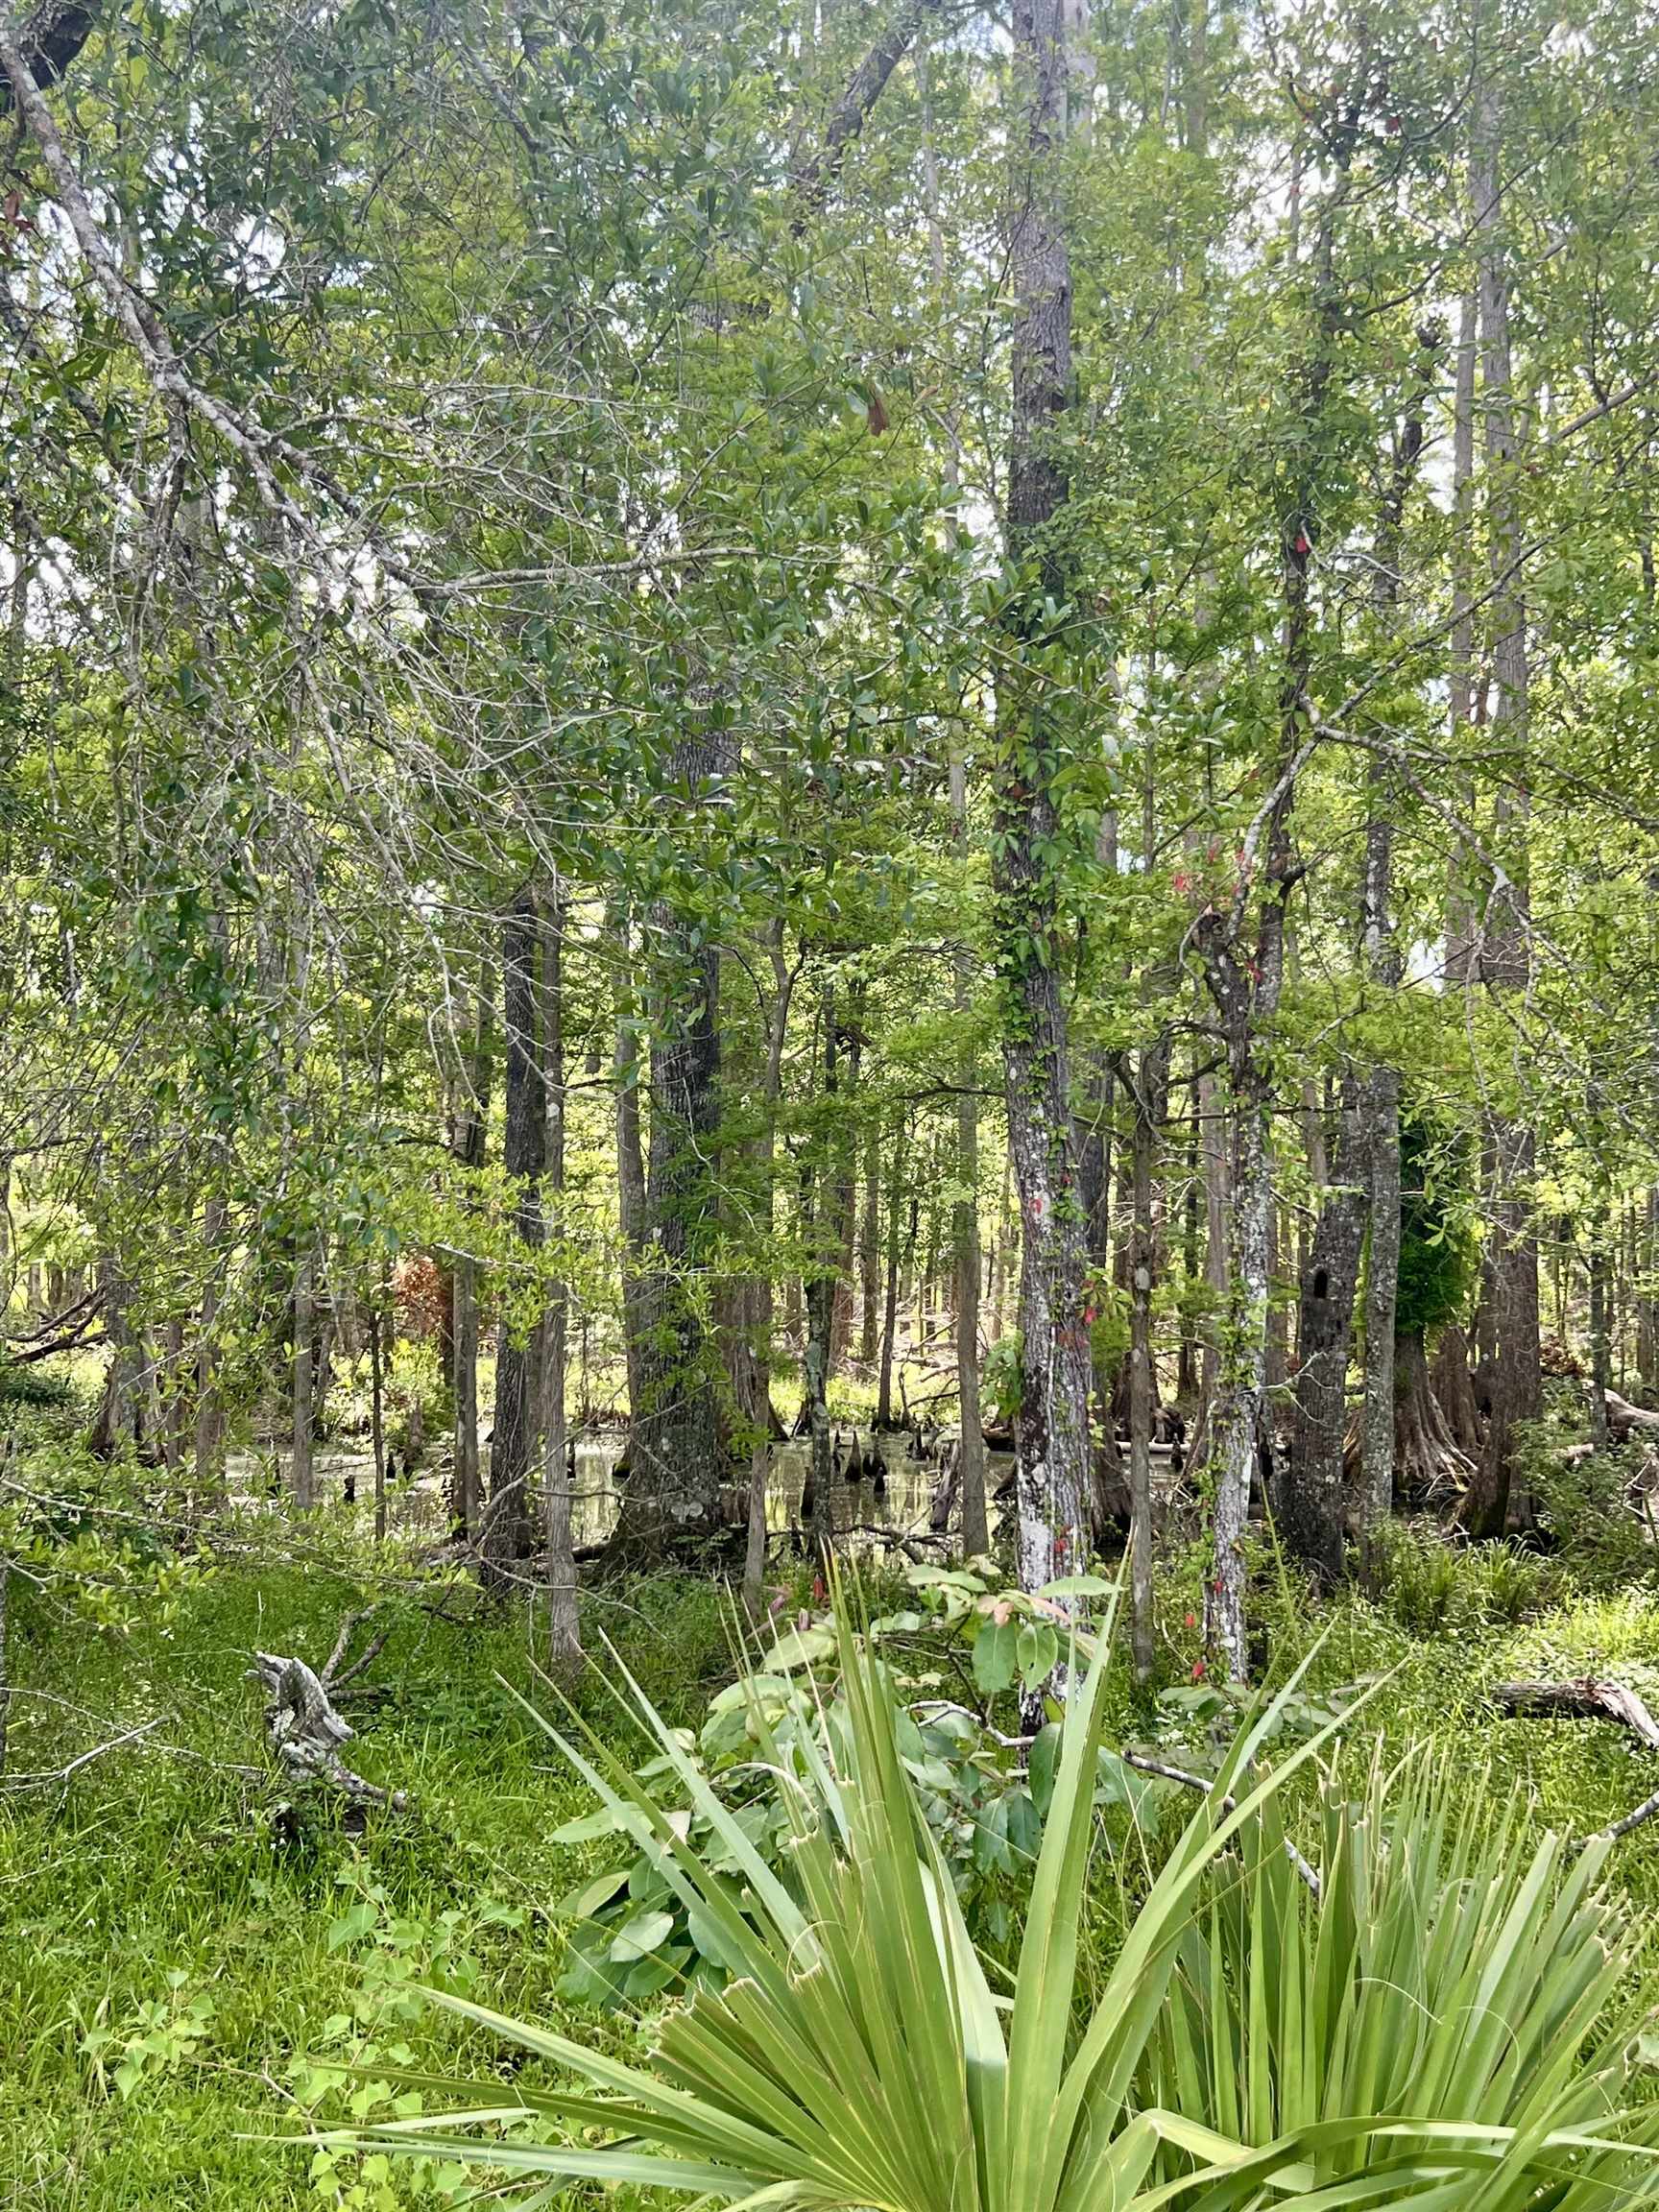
[
  {"left": 974, "top": 1617, "right": 1019, "bottom": 1695},
  {"left": 606, "top": 1908, "right": 675, "bottom": 1964}
]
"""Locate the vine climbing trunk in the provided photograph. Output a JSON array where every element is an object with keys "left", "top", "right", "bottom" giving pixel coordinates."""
[{"left": 994, "top": 0, "right": 1091, "bottom": 1600}]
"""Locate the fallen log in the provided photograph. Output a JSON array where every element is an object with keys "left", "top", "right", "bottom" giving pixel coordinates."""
[
  {"left": 1492, "top": 1676, "right": 1659, "bottom": 1749},
  {"left": 1492, "top": 1675, "right": 1659, "bottom": 1841},
  {"left": 1604, "top": 1389, "right": 1659, "bottom": 1438}
]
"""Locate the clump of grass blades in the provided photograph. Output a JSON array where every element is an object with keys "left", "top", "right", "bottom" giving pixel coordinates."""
[{"left": 329, "top": 1589, "right": 1659, "bottom": 2210}]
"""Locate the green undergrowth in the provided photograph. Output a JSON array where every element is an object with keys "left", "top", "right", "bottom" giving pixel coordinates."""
[
  {"left": 6, "top": 1505, "right": 1659, "bottom": 2208},
  {"left": 0, "top": 1551, "right": 733, "bottom": 2210}
]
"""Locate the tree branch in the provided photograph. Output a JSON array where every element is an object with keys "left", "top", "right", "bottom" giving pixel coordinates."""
[
  {"left": 790, "top": 0, "right": 944, "bottom": 228},
  {"left": 0, "top": 1, "right": 99, "bottom": 114}
]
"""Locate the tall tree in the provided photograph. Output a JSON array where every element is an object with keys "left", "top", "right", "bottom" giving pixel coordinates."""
[{"left": 994, "top": 0, "right": 1093, "bottom": 1600}]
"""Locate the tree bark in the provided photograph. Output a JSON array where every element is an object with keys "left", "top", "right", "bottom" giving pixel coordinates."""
[
  {"left": 1589, "top": 1214, "right": 1611, "bottom": 1452},
  {"left": 1431, "top": 1321, "right": 1485, "bottom": 1460},
  {"left": 612, "top": 912, "right": 649, "bottom": 1426},
  {"left": 876, "top": 1119, "right": 908, "bottom": 1431},
  {"left": 450, "top": 964, "right": 491, "bottom": 1538},
  {"left": 1358, "top": 337, "right": 1431, "bottom": 1566},
  {"left": 194, "top": 1190, "right": 228, "bottom": 1510},
  {"left": 612, "top": 733, "right": 726, "bottom": 1555},
  {"left": 291, "top": 1253, "right": 315, "bottom": 1510},
  {"left": 1127, "top": 1043, "right": 1166, "bottom": 1678},
  {"left": 487, "top": 888, "right": 544, "bottom": 1569},
  {"left": 743, "top": 925, "right": 796, "bottom": 1612},
  {"left": 540, "top": 883, "right": 579, "bottom": 1675},
  {"left": 995, "top": 0, "right": 1092, "bottom": 1601},
  {"left": 1285, "top": 1081, "right": 1366, "bottom": 1584},
  {"left": 1459, "top": 69, "right": 1542, "bottom": 1538},
  {"left": 1196, "top": 73, "right": 1359, "bottom": 1672},
  {"left": 951, "top": 755, "right": 990, "bottom": 1556},
  {"left": 369, "top": 1291, "right": 387, "bottom": 1542},
  {"left": 858, "top": 1120, "right": 880, "bottom": 1365},
  {"left": 804, "top": 986, "right": 845, "bottom": 1556}
]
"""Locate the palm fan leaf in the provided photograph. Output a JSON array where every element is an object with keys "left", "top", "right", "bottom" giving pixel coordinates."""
[{"left": 330, "top": 1600, "right": 1659, "bottom": 2211}]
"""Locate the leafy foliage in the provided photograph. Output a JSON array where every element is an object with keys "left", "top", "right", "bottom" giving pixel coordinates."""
[{"left": 339, "top": 1605, "right": 1659, "bottom": 2210}]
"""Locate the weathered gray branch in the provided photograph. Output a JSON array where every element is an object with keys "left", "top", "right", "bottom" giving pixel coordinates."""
[
  {"left": 1493, "top": 1676, "right": 1659, "bottom": 1844},
  {"left": 250, "top": 1649, "right": 407, "bottom": 1813}
]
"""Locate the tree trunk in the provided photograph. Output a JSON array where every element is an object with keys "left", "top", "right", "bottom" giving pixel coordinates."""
[
  {"left": 1127, "top": 1043, "right": 1166, "bottom": 1678},
  {"left": 88, "top": 1252, "right": 139, "bottom": 1461},
  {"left": 876, "top": 1118, "right": 908, "bottom": 1431},
  {"left": 1357, "top": 339, "right": 1430, "bottom": 1569},
  {"left": 1588, "top": 1230, "right": 1610, "bottom": 1450},
  {"left": 0, "top": 1554, "right": 9, "bottom": 1780},
  {"left": 1196, "top": 74, "right": 1359, "bottom": 1671},
  {"left": 1359, "top": 1068, "right": 1402, "bottom": 1551},
  {"left": 292, "top": 1253, "right": 315, "bottom": 1510},
  {"left": 487, "top": 888, "right": 544, "bottom": 1569},
  {"left": 1177, "top": 1107, "right": 1200, "bottom": 1403},
  {"left": 804, "top": 985, "right": 844, "bottom": 1556},
  {"left": 1445, "top": 285, "right": 1479, "bottom": 986},
  {"left": 540, "top": 883, "right": 579, "bottom": 1676},
  {"left": 450, "top": 968, "right": 491, "bottom": 1539},
  {"left": 1194, "top": 1065, "right": 1229, "bottom": 1444},
  {"left": 194, "top": 1190, "right": 227, "bottom": 1510},
  {"left": 612, "top": 906, "right": 649, "bottom": 1426},
  {"left": 612, "top": 735, "right": 726, "bottom": 1555},
  {"left": 995, "top": 0, "right": 1091, "bottom": 1602},
  {"left": 1396, "top": 1328, "right": 1474, "bottom": 1497},
  {"left": 161, "top": 1316, "right": 186, "bottom": 1473},
  {"left": 951, "top": 755, "right": 990, "bottom": 1556},
  {"left": 369, "top": 1292, "right": 387, "bottom": 1542},
  {"left": 1431, "top": 1322, "right": 1485, "bottom": 1461},
  {"left": 1285, "top": 1082, "right": 1366, "bottom": 1583},
  {"left": 1459, "top": 69, "right": 1542, "bottom": 1539},
  {"left": 858, "top": 1120, "right": 880, "bottom": 1365}
]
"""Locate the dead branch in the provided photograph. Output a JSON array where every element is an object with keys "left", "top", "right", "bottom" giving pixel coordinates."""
[
  {"left": 249, "top": 1650, "right": 407, "bottom": 1813},
  {"left": 1492, "top": 1675, "right": 1659, "bottom": 1751},
  {"left": 0, "top": 1715, "right": 161, "bottom": 1791},
  {"left": 1492, "top": 1675, "right": 1659, "bottom": 1844},
  {"left": 320, "top": 1605, "right": 390, "bottom": 1694}
]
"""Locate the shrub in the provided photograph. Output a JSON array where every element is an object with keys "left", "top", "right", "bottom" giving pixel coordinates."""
[
  {"left": 1374, "top": 1520, "right": 1555, "bottom": 1634},
  {"left": 332, "top": 1601, "right": 1659, "bottom": 2211}
]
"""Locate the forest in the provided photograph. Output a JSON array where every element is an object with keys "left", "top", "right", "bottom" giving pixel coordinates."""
[{"left": 5, "top": 0, "right": 1659, "bottom": 2203}]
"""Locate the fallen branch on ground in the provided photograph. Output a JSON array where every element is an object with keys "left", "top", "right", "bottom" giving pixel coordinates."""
[
  {"left": 1492, "top": 1676, "right": 1659, "bottom": 1749},
  {"left": 249, "top": 1619, "right": 408, "bottom": 1813},
  {"left": 1492, "top": 1675, "right": 1659, "bottom": 1841}
]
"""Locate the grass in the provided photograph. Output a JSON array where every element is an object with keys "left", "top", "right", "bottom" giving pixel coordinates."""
[
  {"left": 0, "top": 1548, "right": 734, "bottom": 2209},
  {"left": 8, "top": 1483, "right": 1659, "bottom": 2207}
]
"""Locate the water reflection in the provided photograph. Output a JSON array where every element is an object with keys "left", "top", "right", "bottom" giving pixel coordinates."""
[{"left": 229, "top": 1430, "right": 1020, "bottom": 1553}]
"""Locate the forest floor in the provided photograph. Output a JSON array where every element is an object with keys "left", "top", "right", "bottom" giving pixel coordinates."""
[{"left": 8, "top": 1490, "right": 1659, "bottom": 2208}]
